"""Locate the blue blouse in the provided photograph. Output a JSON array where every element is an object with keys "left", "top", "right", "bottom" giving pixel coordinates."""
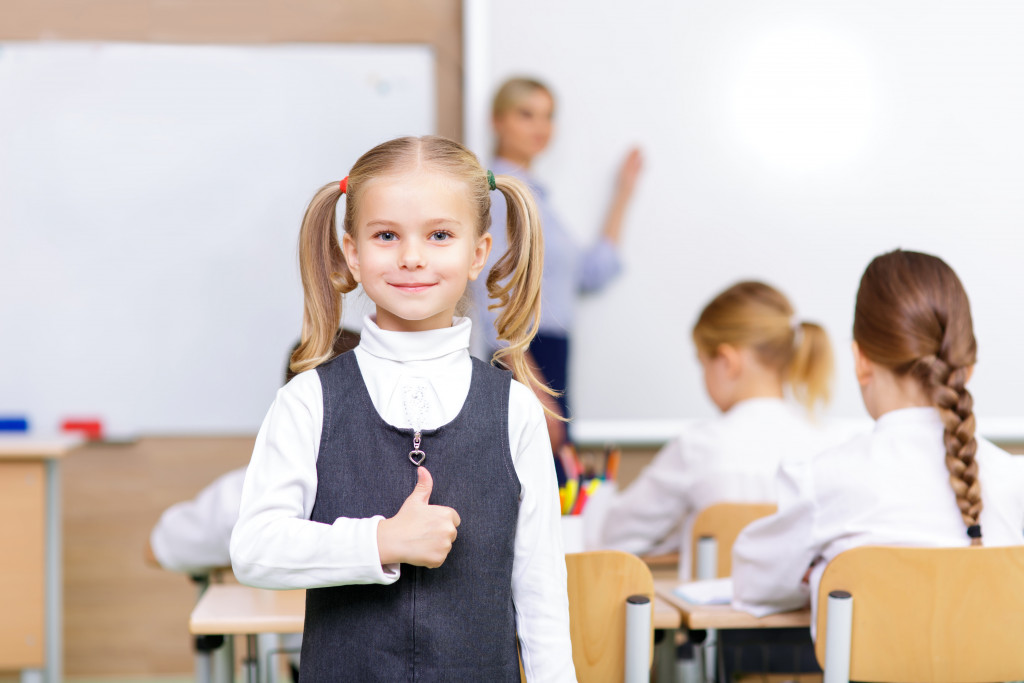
[{"left": 471, "top": 157, "right": 622, "bottom": 351}]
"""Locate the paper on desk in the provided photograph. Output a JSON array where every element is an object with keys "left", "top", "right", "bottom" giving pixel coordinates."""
[{"left": 673, "top": 578, "right": 733, "bottom": 605}]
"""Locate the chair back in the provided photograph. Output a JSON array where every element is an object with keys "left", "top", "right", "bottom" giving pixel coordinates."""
[
  {"left": 565, "top": 550, "right": 655, "bottom": 682},
  {"left": 816, "top": 545, "right": 1024, "bottom": 683},
  {"left": 690, "top": 502, "right": 777, "bottom": 578}
]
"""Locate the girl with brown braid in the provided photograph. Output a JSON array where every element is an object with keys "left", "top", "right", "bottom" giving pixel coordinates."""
[
  {"left": 732, "top": 249, "right": 1024, "bottom": 640},
  {"left": 231, "top": 136, "right": 576, "bottom": 681}
]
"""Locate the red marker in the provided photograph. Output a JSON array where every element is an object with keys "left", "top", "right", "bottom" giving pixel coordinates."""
[{"left": 61, "top": 419, "right": 104, "bottom": 441}]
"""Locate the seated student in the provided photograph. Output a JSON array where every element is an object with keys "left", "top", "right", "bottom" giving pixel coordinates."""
[
  {"left": 598, "top": 281, "right": 843, "bottom": 580},
  {"left": 148, "top": 328, "right": 358, "bottom": 679},
  {"left": 732, "top": 250, "right": 1024, "bottom": 630}
]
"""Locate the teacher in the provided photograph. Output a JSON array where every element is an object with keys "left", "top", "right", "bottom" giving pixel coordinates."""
[{"left": 472, "top": 76, "right": 643, "bottom": 450}]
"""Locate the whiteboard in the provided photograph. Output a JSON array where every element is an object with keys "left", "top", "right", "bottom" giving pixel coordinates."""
[
  {"left": 480, "top": 1, "right": 1024, "bottom": 430},
  {"left": 0, "top": 42, "right": 434, "bottom": 436}
]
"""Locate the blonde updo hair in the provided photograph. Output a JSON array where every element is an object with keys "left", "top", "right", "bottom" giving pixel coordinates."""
[
  {"left": 692, "top": 281, "right": 834, "bottom": 414},
  {"left": 492, "top": 77, "right": 554, "bottom": 120}
]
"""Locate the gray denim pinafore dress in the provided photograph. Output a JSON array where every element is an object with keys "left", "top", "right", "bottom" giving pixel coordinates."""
[{"left": 300, "top": 351, "right": 521, "bottom": 682}]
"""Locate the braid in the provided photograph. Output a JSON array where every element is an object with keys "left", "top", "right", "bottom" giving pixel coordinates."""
[{"left": 916, "top": 354, "right": 983, "bottom": 545}]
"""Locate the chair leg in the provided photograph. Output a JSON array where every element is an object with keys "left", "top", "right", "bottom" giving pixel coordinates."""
[
  {"left": 244, "top": 633, "right": 260, "bottom": 683},
  {"left": 626, "top": 594, "right": 653, "bottom": 683},
  {"left": 823, "top": 590, "right": 853, "bottom": 683},
  {"left": 258, "top": 633, "right": 281, "bottom": 683},
  {"left": 212, "top": 634, "right": 234, "bottom": 683}
]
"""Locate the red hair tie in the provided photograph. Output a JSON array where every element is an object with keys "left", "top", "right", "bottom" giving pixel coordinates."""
[{"left": 339, "top": 177, "right": 348, "bottom": 194}]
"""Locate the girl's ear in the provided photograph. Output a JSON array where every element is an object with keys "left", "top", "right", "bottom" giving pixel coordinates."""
[
  {"left": 716, "top": 343, "right": 742, "bottom": 380},
  {"left": 341, "top": 232, "right": 362, "bottom": 284},
  {"left": 467, "top": 233, "right": 493, "bottom": 282},
  {"left": 851, "top": 341, "right": 873, "bottom": 387}
]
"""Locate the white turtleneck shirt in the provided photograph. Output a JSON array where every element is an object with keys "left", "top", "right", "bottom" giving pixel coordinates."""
[{"left": 230, "top": 316, "right": 576, "bottom": 682}]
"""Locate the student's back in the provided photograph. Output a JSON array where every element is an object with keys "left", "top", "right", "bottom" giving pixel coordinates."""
[
  {"left": 734, "top": 411, "right": 1024, "bottom": 621},
  {"left": 602, "top": 397, "right": 845, "bottom": 579}
]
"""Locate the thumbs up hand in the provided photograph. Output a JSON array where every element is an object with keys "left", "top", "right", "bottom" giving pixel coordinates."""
[{"left": 377, "top": 467, "right": 461, "bottom": 569}]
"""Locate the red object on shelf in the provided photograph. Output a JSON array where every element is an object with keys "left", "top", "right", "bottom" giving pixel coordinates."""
[{"left": 61, "top": 419, "right": 104, "bottom": 441}]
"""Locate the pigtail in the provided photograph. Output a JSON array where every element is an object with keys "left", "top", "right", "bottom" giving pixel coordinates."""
[
  {"left": 290, "top": 182, "right": 358, "bottom": 375},
  {"left": 485, "top": 175, "right": 563, "bottom": 415},
  {"left": 916, "top": 355, "right": 983, "bottom": 545},
  {"left": 787, "top": 321, "right": 834, "bottom": 413}
]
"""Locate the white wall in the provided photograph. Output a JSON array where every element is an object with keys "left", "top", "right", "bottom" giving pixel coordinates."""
[
  {"left": 483, "top": 1, "right": 1024, "bottom": 427},
  {"left": 0, "top": 42, "right": 433, "bottom": 435}
]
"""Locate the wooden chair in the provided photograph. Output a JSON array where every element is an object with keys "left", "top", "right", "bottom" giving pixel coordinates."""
[
  {"left": 816, "top": 545, "right": 1024, "bottom": 683},
  {"left": 690, "top": 502, "right": 777, "bottom": 578},
  {"left": 563, "top": 550, "right": 655, "bottom": 683}
]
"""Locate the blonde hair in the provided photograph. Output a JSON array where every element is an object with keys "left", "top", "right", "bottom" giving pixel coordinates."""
[
  {"left": 491, "top": 77, "right": 554, "bottom": 120},
  {"left": 692, "top": 281, "right": 833, "bottom": 414},
  {"left": 853, "top": 250, "right": 982, "bottom": 545},
  {"left": 290, "top": 135, "right": 556, "bottom": 411}
]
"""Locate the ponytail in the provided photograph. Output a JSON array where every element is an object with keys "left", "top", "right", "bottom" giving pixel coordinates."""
[
  {"left": 290, "top": 182, "right": 358, "bottom": 375},
  {"left": 853, "top": 249, "right": 982, "bottom": 545},
  {"left": 485, "top": 174, "right": 562, "bottom": 412},
  {"left": 788, "top": 321, "right": 834, "bottom": 413}
]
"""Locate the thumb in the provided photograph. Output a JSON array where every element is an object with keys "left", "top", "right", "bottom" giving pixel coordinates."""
[{"left": 407, "top": 466, "right": 433, "bottom": 505}]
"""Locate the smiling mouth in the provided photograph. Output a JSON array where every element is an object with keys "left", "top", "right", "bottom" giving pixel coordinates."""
[{"left": 389, "top": 282, "right": 437, "bottom": 292}]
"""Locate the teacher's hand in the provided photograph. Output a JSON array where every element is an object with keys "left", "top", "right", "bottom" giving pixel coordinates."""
[{"left": 617, "top": 147, "right": 644, "bottom": 198}]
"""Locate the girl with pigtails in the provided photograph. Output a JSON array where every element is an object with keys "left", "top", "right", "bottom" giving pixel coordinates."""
[
  {"left": 598, "top": 280, "right": 845, "bottom": 581},
  {"left": 732, "top": 250, "right": 1024, "bottom": 633},
  {"left": 230, "top": 136, "right": 577, "bottom": 682}
]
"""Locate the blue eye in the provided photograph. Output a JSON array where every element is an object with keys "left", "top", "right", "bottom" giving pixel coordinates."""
[
  {"left": 375, "top": 231, "right": 397, "bottom": 242},
  {"left": 430, "top": 231, "right": 452, "bottom": 241}
]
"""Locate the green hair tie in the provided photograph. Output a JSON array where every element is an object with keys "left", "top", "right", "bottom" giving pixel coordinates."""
[{"left": 487, "top": 170, "right": 496, "bottom": 191}]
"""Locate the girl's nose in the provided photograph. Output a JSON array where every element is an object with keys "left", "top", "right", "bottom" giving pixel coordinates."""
[{"left": 399, "top": 239, "right": 426, "bottom": 269}]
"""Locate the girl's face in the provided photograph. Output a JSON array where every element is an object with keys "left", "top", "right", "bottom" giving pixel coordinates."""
[
  {"left": 342, "top": 169, "right": 492, "bottom": 333},
  {"left": 493, "top": 89, "right": 555, "bottom": 164}
]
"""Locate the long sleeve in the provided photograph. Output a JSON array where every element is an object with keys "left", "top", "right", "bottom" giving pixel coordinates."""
[
  {"left": 577, "top": 237, "right": 622, "bottom": 294},
  {"left": 731, "top": 456, "right": 821, "bottom": 617},
  {"left": 150, "top": 467, "right": 246, "bottom": 574},
  {"left": 229, "top": 370, "right": 399, "bottom": 589},
  {"left": 599, "top": 438, "right": 691, "bottom": 556},
  {"left": 508, "top": 381, "right": 577, "bottom": 683}
]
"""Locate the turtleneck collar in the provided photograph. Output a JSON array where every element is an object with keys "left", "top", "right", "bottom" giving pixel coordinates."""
[{"left": 357, "top": 315, "right": 472, "bottom": 363}]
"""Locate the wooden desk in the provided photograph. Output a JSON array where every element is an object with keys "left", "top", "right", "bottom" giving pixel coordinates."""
[
  {"left": 192, "top": 583, "right": 680, "bottom": 683},
  {"left": 653, "top": 579, "right": 810, "bottom": 631},
  {"left": 0, "top": 438, "right": 78, "bottom": 683},
  {"left": 191, "top": 583, "right": 681, "bottom": 634}
]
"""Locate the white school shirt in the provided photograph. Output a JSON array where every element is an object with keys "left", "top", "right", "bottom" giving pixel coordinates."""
[
  {"left": 731, "top": 406, "right": 1024, "bottom": 635},
  {"left": 598, "top": 398, "right": 849, "bottom": 580},
  {"left": 151, "top": 467, "right": 246, "bottom": 574},
  {"left": 230, "top": 316, "right": 576, "bottom": 683}
]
